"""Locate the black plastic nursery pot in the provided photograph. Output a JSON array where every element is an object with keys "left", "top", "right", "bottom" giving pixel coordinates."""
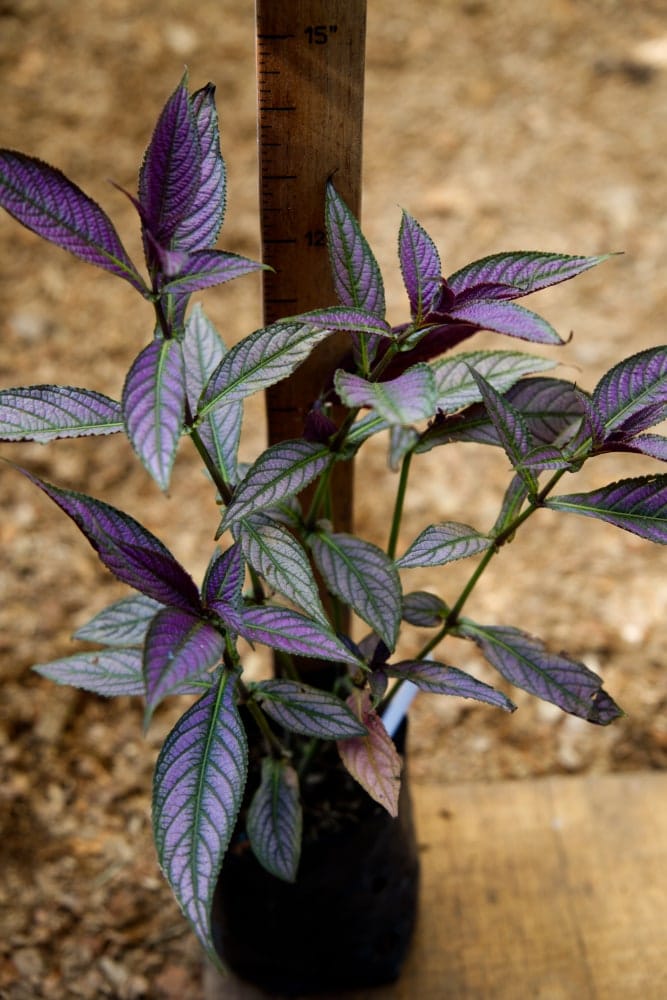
[{"left": 210, "top": 721, "right": 420, "bottom": 996}]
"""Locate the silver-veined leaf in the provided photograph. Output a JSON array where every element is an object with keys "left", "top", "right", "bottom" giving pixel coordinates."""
[
  {"left": 252, "top": 679, "right": 367, "bottom": 739},
  {"left": 234, "top": 605, "right": 361, "bottom": 666},
  {"left": 237, "top": 513, "right": 329, "bottom": 626},
  {"left": 34, "top": 648, "right": 145, "bottom": 697},
  {"left": 247, "top": 758, "right": 302, "bottom": 883},
  {"left": 385, "top": 659, "right": 515, "bottom": 711},
  {"left": 311, "top": 532, "right": 402, "bottom": 651},
  {"left": 545, "top": 476, "right": 667, "bottom": 544},
  {"left": 0, "top": 386, "right": 123, "bottom": 442},
  {"left": 152, "top": 671, "right": 247, "bottom": 961},
  {"left": 458, "top": 621, "right": 623, "bottom": 724},
  {"left": 122, "top": 338, "right": 187, "bottom": 491},
  {"left": 219, "top": 440, "right": 332, "bottom": 531},
  {"left": 73, "top": 594, "right": 162, "bottom": 646},
  {"left": 397, "top": 522, "right": 491, "bottom": 568},
  {"left": 325, "top": 180, "right": 385, "bottom": 317}
]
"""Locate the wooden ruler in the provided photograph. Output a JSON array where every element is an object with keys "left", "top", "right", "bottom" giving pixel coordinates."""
[{"left": 255, "top": 0, "right": 366, "bottom": 531}]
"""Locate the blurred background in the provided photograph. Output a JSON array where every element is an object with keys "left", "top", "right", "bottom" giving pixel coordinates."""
[{"left": 1, "top": 2, "right": 666, "bottom": 996}]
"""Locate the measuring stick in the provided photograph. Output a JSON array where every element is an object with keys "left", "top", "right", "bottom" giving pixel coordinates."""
[{"left": 255, "top": 1, "right": 367, "bottom": 531}]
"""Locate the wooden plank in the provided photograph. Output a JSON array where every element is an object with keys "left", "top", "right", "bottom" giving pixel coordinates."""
[
  {"left": 256, "top": 0, "right": 366, "bottom": 532},
  {"left": 206, "top": 773, "right": 667, "bottom": 998}
]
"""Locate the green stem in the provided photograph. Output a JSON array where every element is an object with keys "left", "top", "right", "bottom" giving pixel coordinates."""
[
  {"left": 413, "top": 468, "right": 569, "bottom": 662},
  {"left": 387, "top": 450, "right": 412, "bottom": 560}
]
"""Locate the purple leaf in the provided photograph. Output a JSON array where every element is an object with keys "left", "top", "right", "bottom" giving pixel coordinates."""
[
  {"left": 171, "top": 83, "right": 226, "bottom": 252},
  {"left": 295, "top": 307, "right": 392, "bottom": 339},
  {"left": 432, "top": 350, "right": 557, "bottom": 413},
  {"left": 448, "top": 251, "right": 608, "bottom": 298},
  {"left": 420, "top": 376, "right": 586, "bottom": 455},
  {"left": 0, "top": 150, "right": 146, "bottom": 292},
  {"left": 199, "top": 322, "right": 335, "bottom": 418},
  {"left": 247, "top": 758, "right": 302, "bottom": 882},
  {"left": 0, "top": 386, "right": 123, "bottom": 442},
  {"left": 252, "top": 679, "right": 367, "bottom": 739},
  {"left": 335, "top": 365, "right": 437, "bottom": 425},
  {"left": 237, "top": 514, "right": 329, "bottom": 626},
  {"left": 122, "top": 339, "right": 187, "bottom": 491},
  {"left": 448, "top": 299, "right": 564, "bottom": 345},
  {"left": 492, "top": 474, "right": 530, "bottom": 535},
  {"left": 325, "top": 181, "right": 385, "bottom": 317},
  {"left": 19, "top": 469, "right": 201, "bottom": 611},
  {"left": 385, "top": 659, "right": 516, "bottom": 711},
  {"left": 183, "top": 306, "right": 241, "bottom": 486},
  {"left": 34, "top": 648, "right": 145, "bottom": 697},
  {"left": 234, "top": 605, "right": 362, "bottom": 666},
  {"left": 152, "top": 671, "right": 247, "bottom": 961},
  {"left": 138, "top": 79, "right": 200, "bottom": 247},
  {"left": 397, "top": 522, "right": 491, "bottom": 569},
  {"left": 310, "top": 532, "right": 402, "bottom": 651},
  {"left": 337, "top": 690, "right": 402, "bottom": 817},
  {"left": 74, "top": 594, "right": 162, "bottom": 646},
  {"left": 398, "top": 211, "right": 443, "bottom": 320},
  {"left": 615, "top": 433, "right": 667, "bottom": 462},
  {"left": 545, "top": 476, "right": 667, "bottom": 543},
  {"left": 144, "top": 608, "right": 224, "bottom": 724},
  {"left": 203, "top": 543, "right": 245, "bottom": 609},
  {"left": 220, "top": 440, "right": 332, "bottom": 530},
  {"left": 471, "top": 369, "right": 537, "bottom": 491},
  {"left": 160, "top": 250, "right": 264, "bottom": 294},
  {"left": 402, "top": 591, "right": 449, "bottom": 627},
  {"left": 592, "top": 347, "right": 667, "bottom": 437},
  {"left": 608, "top": 402, "right": 667, "bottom": 441},
  {"left": 459, "top": 621, "right": 623, "bottom": 724}
]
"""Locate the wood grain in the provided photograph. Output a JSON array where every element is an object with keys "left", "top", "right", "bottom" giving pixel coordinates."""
[
  {"left": 256, "top": 0, "right": 367, "bottom": 530},
  {"left": 206, "top": 772, "right": 667, "bottom": 998}
]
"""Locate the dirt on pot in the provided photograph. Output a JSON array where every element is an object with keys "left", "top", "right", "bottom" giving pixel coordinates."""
[{"left": 1, "top": 1, "right": 666, "bottom": 996}]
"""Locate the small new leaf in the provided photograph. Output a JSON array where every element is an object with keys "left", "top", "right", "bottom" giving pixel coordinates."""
[
  {"left": 398, "top": 210, "right": 443, "bottom": 321},
  {"left": 470, "top": 368, "right": 538, "bottom": 492},
  {"left": 183, "top": 306, "right": 241, "bottom": 486}
]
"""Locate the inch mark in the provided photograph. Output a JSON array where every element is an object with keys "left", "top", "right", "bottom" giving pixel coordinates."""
[{"left": 304, "top": 24, "right": 338, "bottom": 45}]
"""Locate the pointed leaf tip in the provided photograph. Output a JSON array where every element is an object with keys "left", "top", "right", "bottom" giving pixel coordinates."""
[
  {"left": 0, "top": 150, "right": 145, "bottom": 291},
  {"left": 152, "top": 671, "right": 247, "bottom": 959}
]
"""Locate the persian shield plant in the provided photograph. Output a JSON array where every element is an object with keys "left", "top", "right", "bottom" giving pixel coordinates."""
[{"left": 2, "top": 77, "right": 667, "bottom": 964}]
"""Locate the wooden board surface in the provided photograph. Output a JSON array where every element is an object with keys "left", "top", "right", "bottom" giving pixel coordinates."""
[{"left": 206, "top": 772, "right": 667, "bottom": 999}]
